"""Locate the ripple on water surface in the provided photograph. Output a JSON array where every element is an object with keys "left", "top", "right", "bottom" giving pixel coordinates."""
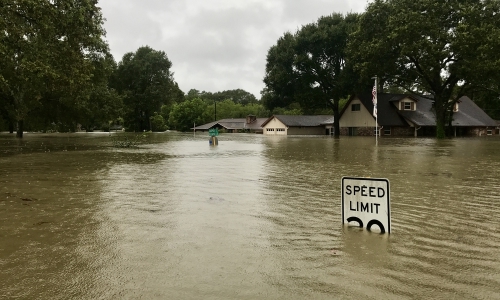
[{"left": 0, "top": 134, "right": 499, "bottom": 299}]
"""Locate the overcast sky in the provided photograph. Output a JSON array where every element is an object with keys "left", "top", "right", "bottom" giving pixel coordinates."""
[{"left": 99, "top": 0, "right": 369, "bottom": 98}]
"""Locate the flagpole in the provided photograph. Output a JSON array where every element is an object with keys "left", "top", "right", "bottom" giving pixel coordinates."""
[
  {"left": 376, "top": 76, "right": 378, "bottom": 144},
  {"left": 372, "top": 76, "right": 378, "bottom": 144}
]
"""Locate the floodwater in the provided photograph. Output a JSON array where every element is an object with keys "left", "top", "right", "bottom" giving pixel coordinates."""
[{"left": 1, "top": 132, "right": 499, "bottom": 299}]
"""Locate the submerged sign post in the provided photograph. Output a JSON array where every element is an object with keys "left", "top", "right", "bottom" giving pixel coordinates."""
[{"left": 341, "top": 177, "right": 391, "bottom": 233}]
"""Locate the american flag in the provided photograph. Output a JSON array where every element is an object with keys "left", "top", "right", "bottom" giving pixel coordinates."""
[{"left": 372, "top": 83, "right": 377, "bottom": 118}]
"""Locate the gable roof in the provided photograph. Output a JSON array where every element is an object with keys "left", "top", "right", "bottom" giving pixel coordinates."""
[
  {"left": 450, "top": 96, "right": 496, "bottom": 127},
  {"left": 261, "top": 115, "right": 334, "bottom": 127},
  {"left": 341, "top": 93, "right": 409, "bottom": 126},
  {"left": 396, "top": 95, "right": 435, "bottom": 126},
  {"left": 342, "top": 93, "right": 496, "bottom": 128},
  {"left": 398, "top": 95, "right": 496, "bottom": 127}
]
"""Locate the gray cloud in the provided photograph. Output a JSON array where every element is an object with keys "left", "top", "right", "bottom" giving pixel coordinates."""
[{"left": 100, "top": 0, "right": 368, "bottom": 98}]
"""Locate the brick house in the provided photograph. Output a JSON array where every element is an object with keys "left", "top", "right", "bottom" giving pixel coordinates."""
[
  {"left": 261, "top": 115, "right": 334, "bottom": 135},
  {"left": 339, "top": 93, "right": 497, "bottom": 137}
]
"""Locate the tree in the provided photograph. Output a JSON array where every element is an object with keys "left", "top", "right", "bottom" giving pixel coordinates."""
[
  {"left": 77, "top": 53, "right": 123, "bottom": 131},
  {"left": 113, "top": 46, "right": 177, "bottom": 131},
  {"left": 0, "top": 0, "right": 109, "bottom": 137},
  {"left": 262, "top": 32, "right": 298, "bottom": 111},
  {"left": 349, "top": 0, "right": 500, "bottom": 138},
  {"left": 185, "top": 88, "right": 257, "bottom": 104},
  {"left": 263, "top": 13, "right": 361, "bottom": 137},
  {"left": 168, "top": 98, "right": 210, "bottom": 131},
  {"left": 211, "top": 89, "right": 258, "bottom": 105}
]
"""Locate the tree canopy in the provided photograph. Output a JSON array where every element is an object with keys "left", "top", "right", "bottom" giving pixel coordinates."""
[
  {"left": 185, "top": 88, "right": 258, "bottom": 105},
  {"left": 168, "top": 98, "right": 210, "bottom": 132},
  {"left": 262, "top": 13, "right": 361, "bottom": 137},
  {"left": 113, "top": 46, "right": 178, "bottom": 132},
  {"left": 0, "top": 0, "right": 109, "bottom": 137}
]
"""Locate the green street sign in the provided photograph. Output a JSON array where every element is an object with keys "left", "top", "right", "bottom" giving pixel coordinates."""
[{"left": 209, "top": 128, "right": 219, "bottom": 136}]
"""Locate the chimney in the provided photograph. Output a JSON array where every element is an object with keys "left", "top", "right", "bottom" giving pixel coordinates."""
[{"left": 246, "top": 115, "right": 257, "bottom": 124}]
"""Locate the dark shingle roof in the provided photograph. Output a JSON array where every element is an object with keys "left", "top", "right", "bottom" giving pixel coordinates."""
[
  {"left": 351, "top": 93, "right": 495, "bottom": 127},
  {"left": 398, "top": 95, "right": 496, "bottom": 127},
  {"left": 193, "top": 121, "right": 219, "bottom": 130},
  {"left": 397, "top": 96, "right": 435, "bottom": 126},
  {"left": 261, "top": 115, "right": 334, "bottom": 127},
  {"left": 452, "top": 96, "right": 496, "bottom": 127},
  {"left": 193, "top": 118, "right": 267, "bottom": 130},
  {"left": 354, "top": 93, "right": 409, "bottom": 126}
]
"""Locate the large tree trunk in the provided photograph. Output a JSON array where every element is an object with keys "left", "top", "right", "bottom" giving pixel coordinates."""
[
  {"left": 446, "top": 106, "right": 455, "bottom": 137},
  {"left": 434, "top": 91, "right": 454, "bottom": 139},
  {"left": 434, "top": 103, "right": 446, "bottom": 139},
  {"left": 16, "top": 120, "right": 24, "bottom": 138}
]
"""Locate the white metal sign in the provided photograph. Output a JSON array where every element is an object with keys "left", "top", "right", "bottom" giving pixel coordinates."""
[{"left": 341, "top": 177, "right": 391, "bottom": 233}]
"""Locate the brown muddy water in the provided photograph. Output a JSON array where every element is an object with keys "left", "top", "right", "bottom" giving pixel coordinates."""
[{"left": 0, "top": 132, "right": 499, "bottom": 299}]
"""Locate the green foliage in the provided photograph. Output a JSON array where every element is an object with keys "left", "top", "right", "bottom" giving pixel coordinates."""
[
  {"left": 262, "top": 32, "right": 297, "bottom": 110},
  {"left": 471, "top": 89, "right": 500, "bottom": 120},
  {"left": 349, "top": 0, "right": 500, "bottom": 138},
  {"left": 339, "top": 98, "right": 348, "bottom": 112},
  {"left": 150, "top": 113, "right": 167, "bottom": 132},
  {"left": 113, "top": 46, "right": 177, "bottom": 132},
  {"left": 0, "top": 0, "right": 109, "bottom": 137},
  {"left": 263, "top": 13, "right": 360, "bottom": 137},
  {"left": 202, "top": 99, "right": 269, "bottom": 120},
  {"left": 272, "top": 107, "right": 303, "bottom": 116},
  {"left": 168, "top": 98, "right": 210, "bottom": 131},
  {"left": 185, "top": 89, "right": 258, "bottom": 104}
]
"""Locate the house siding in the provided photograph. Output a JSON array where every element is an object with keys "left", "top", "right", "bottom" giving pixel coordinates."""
[
  {"left": 463, "top": 127, "right": 496, "bottom": 136},
  {"left": 398, "top": 98, "right": 417, "bottom": 111},
  {"left": 392, "top": 127, "right": 414, "bottom": 136},
  {"left": 339, "top": 98, "right": 375, "bottom": 128},
  {"left": 262, "top": 118, "right": 287, "bottom": 135},
  {"left": 287, "top": 127, "right": 325, "bottom": 135},
  {"left": 339, "top": 127, "right": 375, "bottom": 136}
]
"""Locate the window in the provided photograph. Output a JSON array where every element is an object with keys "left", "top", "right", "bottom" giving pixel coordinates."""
[
  {"left": 348, "top": 127, "right": 357, "bottom": 136},
  {"left": 266, "top": 128, "right": 274, "bottom": 132},
  {"left": 384, "top": 127, "right": 391, "bottom": 135},
  {"left": 403, "top": 102, "right": 412, "bottom": 110},
  {"left": 276, "top": 128, "right": 285, "bottom": 132},
  {"left": 487, "top": 130, "right": 492, "bottom": 135},
  {"left": 351, "top": 104, "right": 361, "bottom": 111}
]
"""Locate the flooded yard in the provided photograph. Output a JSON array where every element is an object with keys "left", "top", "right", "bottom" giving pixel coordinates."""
[{"left": 1, "top": 132, "right": 499, "bottom": 299}]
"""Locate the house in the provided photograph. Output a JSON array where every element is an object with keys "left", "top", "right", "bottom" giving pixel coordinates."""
[
  {"left": 339, "top": 93, "right": 497, "bottom": 136},
  {"left": 261, "top": 115, "right": 334, "bottom": 135},
  {"left": 193, "top": 115, "right": 267, "bottom": 133}
]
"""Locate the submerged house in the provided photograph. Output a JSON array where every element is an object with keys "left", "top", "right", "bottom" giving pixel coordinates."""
[
  {"left": 261, "top": 115, "right": 334, "bottom": 135},
  {"left": 193, "top": 115, "right": 267, "bottom": 133},
  {"left": 339, "top": 93, "right": 497, "bottom": 136}
]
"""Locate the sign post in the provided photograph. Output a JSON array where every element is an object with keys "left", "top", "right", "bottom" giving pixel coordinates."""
[
  {"left": 341, "top": 177, "right": 390, "bottom": 233},
  {"left": 208, "top": 128, "right": 219, "bottom": 146}
]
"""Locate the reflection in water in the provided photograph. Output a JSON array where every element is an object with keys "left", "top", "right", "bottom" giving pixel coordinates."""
[{"left": 0, "top": 133, "right": 500, "bottom": 299}]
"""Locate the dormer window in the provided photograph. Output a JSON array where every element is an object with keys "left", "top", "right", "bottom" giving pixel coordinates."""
[
  {"left": 453, "top": 102, "right": 459, "bottom": 112},
  {"left": 401, "top": 101, "right": 415, "bottom": 111}
]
